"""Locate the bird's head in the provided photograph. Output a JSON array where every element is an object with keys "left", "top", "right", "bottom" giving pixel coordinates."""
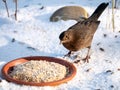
[{"left": 59, "top": 30, "right": 73, "bottom": 44}]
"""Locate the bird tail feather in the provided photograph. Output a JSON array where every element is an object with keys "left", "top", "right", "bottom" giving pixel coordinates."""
[{"left": 88, "top": 2, "right": 109, "bottom": 21}]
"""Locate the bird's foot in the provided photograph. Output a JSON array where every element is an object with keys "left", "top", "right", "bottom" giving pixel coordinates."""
[
  {"left": 63, "top": 51, "right": 72, "bottom": 58},
  {"left": 73, "top": 55, "right": 82, "bottom": 64},
  {"left": 82, "top": 55, "right": 90, "bottom": 63},
  {"left": 73, "top": 56, "right": 90, "bottom": 64},
  {"left": 73, "top": 60, "right": 81, "bottom": 64}
]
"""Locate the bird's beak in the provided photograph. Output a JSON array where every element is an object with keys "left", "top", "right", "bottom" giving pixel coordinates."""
[{"left": 59, "top": 41, "right": 63, "bottom": 44}]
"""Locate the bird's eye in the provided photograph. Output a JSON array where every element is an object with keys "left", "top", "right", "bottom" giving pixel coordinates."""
[{"left": 65, "top": 35, "right": 69, "bottom": 39}]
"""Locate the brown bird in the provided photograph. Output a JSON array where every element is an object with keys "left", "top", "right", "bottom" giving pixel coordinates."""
[{"left": 59, "top": 2, "right": 109, "bottom": 62}]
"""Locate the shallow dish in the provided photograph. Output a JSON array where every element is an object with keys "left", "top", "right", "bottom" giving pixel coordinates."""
[{"left": 2, "top": 56, "right": 76, "bottom": 86}]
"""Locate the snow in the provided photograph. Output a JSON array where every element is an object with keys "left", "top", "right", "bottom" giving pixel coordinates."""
[{"left": 0, "top": 0, "right": 120, "bottom": 90}]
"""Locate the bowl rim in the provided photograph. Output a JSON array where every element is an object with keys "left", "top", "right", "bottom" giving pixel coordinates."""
[{"left": 2, "top": 56, "right": 77, "bottom": 86}]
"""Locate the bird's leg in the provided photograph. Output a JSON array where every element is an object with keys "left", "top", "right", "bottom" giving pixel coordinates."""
[
  {"left": 64, "top": 51, "right": 72, "bottom": 57},
  {"left": 82, "top": 46, "right": 91, "bottom": 63}
]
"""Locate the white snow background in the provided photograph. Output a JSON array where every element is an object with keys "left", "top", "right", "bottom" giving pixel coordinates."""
[{"left": 0, "top": 0, "right": 120, "bottom": 90}]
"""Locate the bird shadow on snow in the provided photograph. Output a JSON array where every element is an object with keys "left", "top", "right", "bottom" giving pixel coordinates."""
[
  {"left": 0, "top": 36, "right": 57, "bottom": 78},
  {"left": 0, "top": 17, "right": 12, "bottom": 27}
]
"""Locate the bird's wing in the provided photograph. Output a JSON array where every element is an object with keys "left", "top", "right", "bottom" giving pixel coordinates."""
[{"left": 71, "top": 21, "right": 100, "bottom": 42}]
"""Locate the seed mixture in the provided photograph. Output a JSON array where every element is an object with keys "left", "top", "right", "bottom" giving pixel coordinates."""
[{"left": 9, "top": 60, "right": 68, "bottom": 83}]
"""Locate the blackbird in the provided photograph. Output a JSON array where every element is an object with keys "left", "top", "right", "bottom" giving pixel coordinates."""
[{"left": 59, "top": 2, "right": 109, "bottom": 62}]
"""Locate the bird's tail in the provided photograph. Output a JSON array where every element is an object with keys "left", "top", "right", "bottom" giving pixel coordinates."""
[{"left": 87, "top": 2, "right": 109, "bottom": 21}]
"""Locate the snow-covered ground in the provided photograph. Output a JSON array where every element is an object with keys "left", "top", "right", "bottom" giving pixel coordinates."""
[{"left": 0, "top": 0, "right": 120, "bottom": 90}]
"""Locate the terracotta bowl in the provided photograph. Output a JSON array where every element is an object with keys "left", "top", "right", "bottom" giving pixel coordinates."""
[{"left": 2, "top": 56, "right": 76, "bottom": 86}]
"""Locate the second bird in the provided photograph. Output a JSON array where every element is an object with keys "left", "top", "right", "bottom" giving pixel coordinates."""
[{"left": 59, "top": 2, "right": 109, "bottom": 62}]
